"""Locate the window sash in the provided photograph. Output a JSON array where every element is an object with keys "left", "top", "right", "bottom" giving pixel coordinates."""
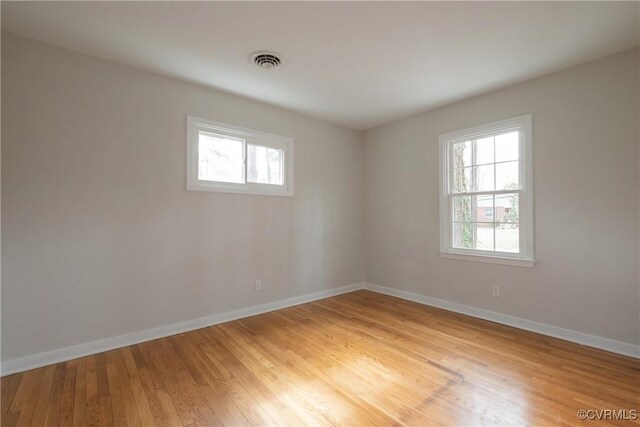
[
  {"left": 446, "top": 128, "right": 524, "bottom": 255},
  {"left": 447, "top": 190, "right": 523, "bottom": 255},
  {"left": 245, "top": 143, "right": 285, "bottom": 185},
  {"left": 197, "top": 137, "right": 285, "bottom": 187},
  {"left": 448, "top": 129, "right": 523, "bottom": 195},
  {"left": 450, "top": 188, "right": 522, "bottom": 197}
]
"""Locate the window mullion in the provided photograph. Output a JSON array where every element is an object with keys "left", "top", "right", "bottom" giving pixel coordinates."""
[
  {"left": 243, "top": 141, "right": 248, "bottom": 184},
  {"left": 492, "top": 194, "right": 496, "bottom": 252},
  {"left": 493, "top": 136, "right": 496, "bottom": 252}
]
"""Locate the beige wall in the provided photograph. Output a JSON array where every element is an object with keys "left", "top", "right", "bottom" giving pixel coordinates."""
[
  {"left": 2, "top": 33, "right": 638, "bottom": 364},
  {"left": 364, "top": 49, "right": 640, "bottom": 345},
  {"left": 1, "top": 34, "right": 364, "bottom": 362}
]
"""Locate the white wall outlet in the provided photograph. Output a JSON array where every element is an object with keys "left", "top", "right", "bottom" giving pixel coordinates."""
[
  {"left": 492, "top": 284, "right": 500, "bottom": 297},
  {"left": 255, "top": 279, "right": 262, "bottom": 291}
]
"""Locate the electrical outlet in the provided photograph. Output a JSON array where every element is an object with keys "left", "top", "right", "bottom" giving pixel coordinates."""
[
  {"left": 255, "top": 279, "right": 262, "bottom": 291},
  {"left": 492, "top": 284, "right": 500, "bottom": 297}
]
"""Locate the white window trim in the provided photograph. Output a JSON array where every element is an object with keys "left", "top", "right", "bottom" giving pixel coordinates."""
[
  {"left": 186, "top": 116, "right": 294, "bottom": 197},
  {"left": 438, "top": 113, "right": 534, "bottom": 268}
]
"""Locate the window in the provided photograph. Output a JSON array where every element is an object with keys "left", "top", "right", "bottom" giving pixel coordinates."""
[
  {"left": 187, "top": 116, "right": 293, "bottom": 196},
  {"left": 439, "top": 114, "right": 533, "bottom": 267}
]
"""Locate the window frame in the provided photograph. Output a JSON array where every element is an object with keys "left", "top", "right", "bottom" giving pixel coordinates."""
[
  {"left": 438, "top": 114, "right": 534, "bottom": 267},
  {"left": 186, "top": 115, "right": 294, "bottom": 197}
]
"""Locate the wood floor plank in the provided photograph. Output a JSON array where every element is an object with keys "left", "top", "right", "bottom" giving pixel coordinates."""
[
  {"left": 1, "top": 373, "right": 22, "bottom": 424},
  {"left": 71, "top": 358, "right": 87, "bottom": 427},
  {"left": 155, "top": 387, "right": 182, "bottom": 427},
  {"left": 105, "top": 352, "right": 128, "bottom": 427},
  {"left": 29, "top": 365, "right": 56, "bottom": 427},
  {"left": 10, "top": 368, "right": 44, "bottom": 426},
  {"left": 137, "top": 367, "right": 169, "bottom": 427},
  {"left": 45, "top": 363, "right": 68, "bottom": 427},
  {"left": 2, "top": 290, "right": 639, "bottom": 426},
  {"left": 173, "top": 333, "right": 251, "bottom": 426},
  {"left": 112, "top": 350, "right": 143, "bottom": 427},
  {"left": 57, "top": 363, "right": 77, "bottom": 427}
]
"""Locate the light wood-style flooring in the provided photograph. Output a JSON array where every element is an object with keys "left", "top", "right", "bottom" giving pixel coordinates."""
[{"left": 2, "top": 290, "right": 639, "bottom": 426}]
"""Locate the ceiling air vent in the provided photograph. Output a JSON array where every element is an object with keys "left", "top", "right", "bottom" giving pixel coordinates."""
[{"left": 250, "top": 51, "right": 282, "bottom": 70}]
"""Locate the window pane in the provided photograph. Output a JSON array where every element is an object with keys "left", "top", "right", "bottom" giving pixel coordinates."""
[
  {"left": 474, "top": 136, "right": 494, "bottom": 165},
  {"left": 453, "top": 196, "right": 471, "bottom": 221},
  {"left": 455, "top": 195, "right": 494, "bottom": 222},
  {"left": 475, "top": 194, "right": 493, "bottom": 221},
  {"left": 198, "top": 132, "right": 244, "bottom": 183},
  {"left": 453, "top": 167, "right": 472, "bottom": 193},
  {"left": 454, "top": 165, "right": 495, "bottom": 193},
  {"left": 495, "top": 193, "right": 519, "bottom": 224},
  {"left": 495, "top": 223, "right": 519, "bottom": 253},
  {"left": 453, "top": 222, "right": 494, "bottom": 251},
  {"left": 496, "top": 161, "right": 519, "bottom": 190},
  {"left": 475, "top": 223, "right": 495, "bottom": 251},
  {"left": 453, "top": 222, "right": 473, "bottom": 249},
  {"left": 495, "top": 131, "right": 519, "bottom": 162},
  {"left": 452, "top": 141, "right": 472, "bottom": 168},
  {"left": 247, "top": 144, "right": 284, "bottom": 185},
  {"left": 474, "top": 164, "right": 494, "bottom": 192}
]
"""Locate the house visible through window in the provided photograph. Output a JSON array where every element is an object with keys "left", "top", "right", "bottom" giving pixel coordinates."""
[
  {"left": 439, "top": 114, "right": 533, "bottom": 267},
  {"left": 187, "top": 116, "right": 293, "bottom": 196}
]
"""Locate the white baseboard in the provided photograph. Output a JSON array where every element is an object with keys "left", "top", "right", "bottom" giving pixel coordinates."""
[
  {"left": 363, "top": 283, "right": 640, "bottom": 359},
  {"left": 4, "top": 281, "right": 637, "bottom": 376},
  {"left": 0, "top": 283, "right": 365, "bottom": 376}
]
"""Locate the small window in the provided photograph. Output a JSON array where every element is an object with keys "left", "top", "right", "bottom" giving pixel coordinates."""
[
  {"left": 439, "top": 114, "right": 533, "bottom": 267},
  {"left": 187, "top": 116, "right": 293, "bottom": 196}
]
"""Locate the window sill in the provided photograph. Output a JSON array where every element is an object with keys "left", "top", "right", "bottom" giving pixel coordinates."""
[
  {"left": 187, "top": 181, "right": 293, "bottom": 197},
  {"left": 439, "top": 251, "right": 535, "bottom": 268}
]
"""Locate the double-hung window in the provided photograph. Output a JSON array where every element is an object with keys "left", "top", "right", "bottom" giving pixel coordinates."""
[
  {"left": 187, "top": 116, "right": 293, "bottom": 196},
  {"left": 439, "top": 114, "right": 533, "bottom": 267}
]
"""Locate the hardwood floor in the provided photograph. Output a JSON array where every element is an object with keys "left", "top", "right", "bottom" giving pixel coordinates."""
[{"left": 2, "top": 290, "right": 639, "bottom": 426}]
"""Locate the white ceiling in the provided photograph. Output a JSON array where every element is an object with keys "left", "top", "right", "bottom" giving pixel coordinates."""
[{"left": 2, "top": 2, "right": 639, "bottom": 130}]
